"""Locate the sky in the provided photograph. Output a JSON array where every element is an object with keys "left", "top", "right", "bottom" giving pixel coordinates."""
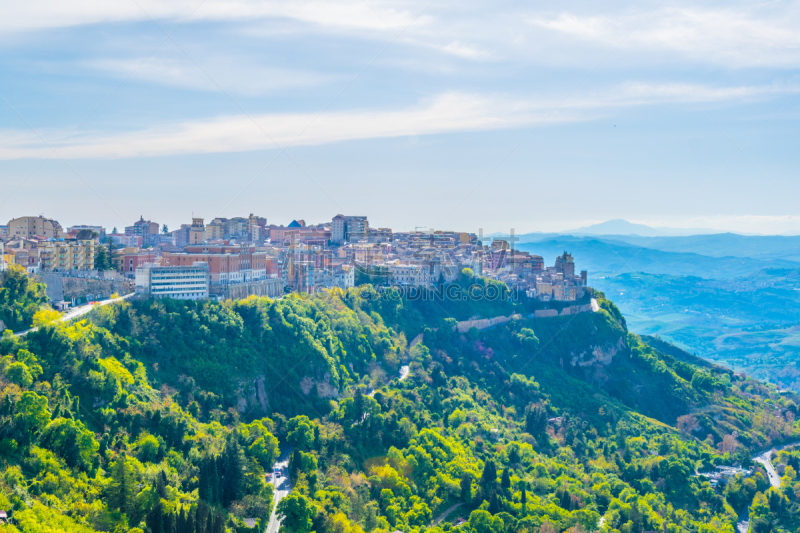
[{"left": 1, "top": 0, "right": 799, "bottom": 235}]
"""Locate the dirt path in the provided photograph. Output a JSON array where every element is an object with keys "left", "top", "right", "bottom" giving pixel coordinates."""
[{"left": 432, "top": 503, "right": 463, "bottom": 525}]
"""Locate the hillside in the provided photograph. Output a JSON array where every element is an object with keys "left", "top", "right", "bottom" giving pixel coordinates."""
[
  {"left": 593, "top": 270, "right": 800, "bottom": 391},
  {"left": 1, "top": 273, "right": 800, "bottom": 532}
]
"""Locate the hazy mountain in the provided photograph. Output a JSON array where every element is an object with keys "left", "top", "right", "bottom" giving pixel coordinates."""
[
  {"left": 560, "top": 219, "right": 720, "bottom": 237},
  {"left": 517, "top": 237, "right": 800, "bottom": 279},
  {"left": 590, "top": 233, "right": 800, "bottom": 263}
]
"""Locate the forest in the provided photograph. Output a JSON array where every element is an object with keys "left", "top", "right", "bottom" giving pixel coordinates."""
[{"left": 1, "top": 265, "right": 800, "bottom": 533}]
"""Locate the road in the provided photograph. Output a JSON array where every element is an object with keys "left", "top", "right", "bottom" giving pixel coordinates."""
[
  {"left": 265, "top": 449, "right": 293, "bottom": 533},
  {"left": 13, "top": 293, "right": 134, "bottom": 337},
  {"left": 754, "top": 449, "right": 780, "bottom": 488},
  {"left": 736, "top": 440, "right": 800, "bottom": 533},
  {"left": 367, "top": 365, "right": 411, "bottom": 398}
]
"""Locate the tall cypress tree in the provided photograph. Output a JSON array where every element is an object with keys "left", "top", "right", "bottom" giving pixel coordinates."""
[
  {"left": 109, "top": 454, "right": 135, "bottom": 518},
  {"left": 157, "top": 470, "right": 168, "bottom": 499},
  {"left": 212, "top": 512, "right": 224, "bottom": 533},
  {"left": 199, "top": 455, "right": 221, "bottom": 504},
  {"left": 480, "top": 460, "right": 497, "bottom": 490},
  {"left": 500, "top": 469, "right": 511, "bottom": 490},
  {"left": 196, "top": 501, "right": 208, "bottom": 533},
  {"left": 488, "top": 492, "right": 501, "bottom": 514},
  {"left": 147, "top": 499, "right": 164, "bottom": 533},
  {"left": 221, "top": 438, "right": 245, "bottom": 507},
  {"left": 177, "top": 509, "right": 186, "bottom": 533},
  {"left": 186, "top": 507, "right": 195, "bottom": 533}
]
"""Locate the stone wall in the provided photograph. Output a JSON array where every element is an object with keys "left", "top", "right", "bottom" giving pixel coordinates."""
[
  {"left": 454, "top": 298, "right": 598, "bottom": 332},
  {"left": 455, "top": 314, "right": 521, "bottom": 333},
  {"left": 531, "top": 301, "right": 594, "bottom": 318},
  {"left": 35, "top": 274, "right": 134, "bottom": 304}
]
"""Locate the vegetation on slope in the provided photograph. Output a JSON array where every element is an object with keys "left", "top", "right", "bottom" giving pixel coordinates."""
[
  {"left": 1, "top": 275, "right": 800, "bottom": 532},
  {"left": 0, "top": 265, "right": 49, "bottom": 333}
]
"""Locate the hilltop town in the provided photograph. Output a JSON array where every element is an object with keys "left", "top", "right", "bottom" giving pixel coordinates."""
[{"left": 0, "top": 214, "right": 587, "bottom": 306}]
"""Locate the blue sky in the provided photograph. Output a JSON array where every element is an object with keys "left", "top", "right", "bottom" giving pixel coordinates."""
[{"left": 1, "top": 0, "right": 799, "bottom": 234}]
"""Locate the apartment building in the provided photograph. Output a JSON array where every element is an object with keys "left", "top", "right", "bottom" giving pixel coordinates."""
[
  {"left": 125, "top": 216, "right": 160, "bottom": 247},
  {"left": 7, "top": 216, "right": 63, "bottom": 239},
  {"left": 331, "top": 215, "right": 369, "bottom": 244},
  {"left": 35, "top": 239, "right": 95, "bottom": 272}
]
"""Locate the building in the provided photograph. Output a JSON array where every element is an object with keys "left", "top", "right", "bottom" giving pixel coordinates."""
[
  {"left": 36, "top": 239, "right": 96, "bottom": 272},
  {"left": 268, "top": 223, "right": 330, "bottom": 246},
  {"left": 205, "top": 219, "right": 226, "bottom": 241},
  {"left": 123, "top": 250, "right": 156, "bottom": 278},
  {"left": 189, "top": 218, "right": 205, "bottom": 245},
  {"left": 108, "top": 234, "right": 142, "bottom": 248},
  {"left": 331, "top": 215, "right": 369, "bottom": 244},
  {"left": 7, "top": 216, "right": 63, "bottom": 239},
  {"left": 162, "top": 244, "right": 282, "bottom": 298},
  {"left": 136, "top": 263, "right": 210, "bottom": 300},
  {"left": 172, "top": 224, "right": 191, "bottom": 248},
  {"left": 125, "top": 216, "right": 160, "bottom": 247}
]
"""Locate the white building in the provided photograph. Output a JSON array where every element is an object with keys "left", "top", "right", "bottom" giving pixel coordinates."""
[{"left": 136, "top": 263, "right": 209, "bottom": 300}]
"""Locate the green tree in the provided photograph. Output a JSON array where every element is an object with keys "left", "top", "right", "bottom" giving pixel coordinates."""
[
  {"left": 6, "top": 361, "right": 34, "bottom": 387},
  {"left": 287, "top": 415, "right": 315, "bottom": 451},
  {"left": 41, "top": 417, "right": 99, "bottom": 469},
  {"left": 500, "top": 469, "right": 511, "bottom": 491},
  {"left": 221, "top": 437, "right": 246, "bottom": 507},
  {"left": 481, "top": 460, "right": 497, "bottom": 490},
  {"left": 249, "top": 434, "right": 280, "bottom": 470},
  {"left": 276, "top": 493, "right": 315, "bottom": 533},
  {"left": 75, "top": 229, "right": 97, "bottom": 240},
  {"left": 14, "top": 391, "right": 51, "bottom": 443},
  {"left": 94, "top": 244, "right": 111, "bottom": 271},
  {"left": 525, "top": 403, "right": 547, "bottom": 435},
  {"left": 162, "top": 224, "right": 169, "bottom": 235},
  {"left": 109, "top": 453, "right": 136, "bottom": 518},
  {"left": 461, "top": 473, "right": 473, "bottom": 502},
  {"left": 0, "top": 265, "right": 49, "bottom": 332}
]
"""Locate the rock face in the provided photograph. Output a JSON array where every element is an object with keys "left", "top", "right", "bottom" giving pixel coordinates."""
[
  {"left": 571, "top": 336, "right": 627, "bottom": 367},
  {"left": 299, "top": 373, "right": 338, "bottom": 399},
  {"left": 237, "top": 375, "right": 270, "bottom": 413}
]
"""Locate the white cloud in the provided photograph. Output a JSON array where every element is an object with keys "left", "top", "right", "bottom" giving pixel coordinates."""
[
  {"left": 7, "top": 0, "right": 800, "bottom": 70},
  {"left": 528, "top": 4, "right": 800, "bottom": 68},
  {"left": 0, "top": 80, "right": 792, "bottom": 161},
  {"left": 85, "top": 55, "right": 335, "bottom": 95},
  {"left": 0, "top": 0, "right": 424, "bottom": 33}
]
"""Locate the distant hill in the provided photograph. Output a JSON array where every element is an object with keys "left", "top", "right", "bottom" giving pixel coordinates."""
[
  {"left": 561, "top": 219, "right": 719, "bottom": 237},
  {"left": 517, "top": 237, "right": 800, "bottom": 278},
  {"left": 591, "top": 233, "right": 800, "bottom": 263}
]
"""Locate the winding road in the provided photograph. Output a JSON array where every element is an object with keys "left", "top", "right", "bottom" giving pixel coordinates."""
[
  {"left": 736, "top": 440, "right": 800, "bottom": 533},
  {"left": 13, "top": 293, "right": 134, "bottom": 337}
]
